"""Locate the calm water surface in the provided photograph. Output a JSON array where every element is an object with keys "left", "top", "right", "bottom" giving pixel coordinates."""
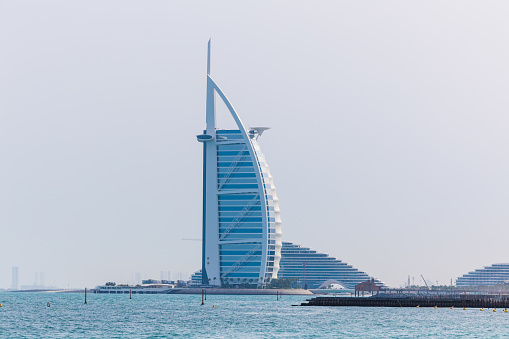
[{"left": 1, "top": 293, "right": 508, "bottom": 338}]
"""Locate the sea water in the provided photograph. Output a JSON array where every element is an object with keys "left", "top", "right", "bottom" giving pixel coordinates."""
[{"left": 1, "top": 293, "right": 508, "bottom": 338}]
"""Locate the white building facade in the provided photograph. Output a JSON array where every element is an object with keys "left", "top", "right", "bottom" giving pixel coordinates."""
[{"left": 197, "top": 41, "right": 282, "bottom": 287}]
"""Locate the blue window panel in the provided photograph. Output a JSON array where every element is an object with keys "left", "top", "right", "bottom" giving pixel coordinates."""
[
  {"left": 220, "top": 265, "right": 261, "bottom": 272},
  {"left": 220, "top": 273, "right": 260, "bottom": 278},
  {"left": 219, "top": 234, "right": 263, "bottom": 239},
  {"left": 217, "top": 178, "right": 258, "bottom": 184},
  {"left": 217, "top": 162, "right": 254, "bottom": 167},
  {"left": 217, "top": 151, "right": 251, "bottom": 156},
  {"left": 219, "top": 206, "right": 262, "bottom": 211},
  {"left": 219, "top": 206, "right": 261, "bottom": 212},
  {"left": 268, "top": 218, "right": 275, "bottom": 222},
  {"left": 219, "top": 217, "right": 263, "bottom": 223},
  {"left": 220, "top": 251, "right": 262, "bottom": 255},
  {"left": 219, "top": 183, "right": 260, "bottom": 189},
  {"left": 217, "top": 145, "right": 246, "bottom": 151},
  {"left": 216, "top": 131, "right": 244, "bottom": 138},
  {"left": 218, "top": 173, "right": 256, "bottom": 178},
  {"left": 220, "top": 250, "right": 260, "bottom": 255},
  {"left": 219, "top": 195, "right": 259, "bottom": 200},
  {"left": 219, "top": 222, "right": 263, "bottom": 227},
  {"left": 222, "top": 214, "right": 262, "bottom": 220},
  {"left": 220, "top": 255, "right": 258, "bottom": 260},
  {"left": 219, "top": 201, "right": 261, "bottom": 206},
  {"left": 218, "top": 201, "right": 259, "bottom": 206},
  {"left": 222, "top": 269, "right": 261, "bottom": 275},
  {"left": 219, "top": 211, "right": 263, "bottom": 217},
  {"left": 216, "top": 130, "right": 241, "bottom": 134},
  {"left": 217, "top": 155, "right": 252, "bottom": 163},
  {"left": 219, "top": 228, "right": 263, "bottom": 234},
  {"left": 220, "top": 262, "right": 260, "bottom": 267},
  {"left": 217, "top": 167, "right": 255, "bottom": 173},
  {"left": 219, "top": 225, "right": 263, "bottom": 231},
  {"left": 217, "top": 155, "right": 250, "bottom": 160},
  {"left": 220, "top": 184, "right": 259, "bottom": 190},
  {"left": 219, "top": 217, "right": 263, "bottom": 222},
  {"left": 220, "top": 243, "right": 260, "bottom": 247},
  {"left": 217, "top": 153, "right": 250, "bottom": 158}
]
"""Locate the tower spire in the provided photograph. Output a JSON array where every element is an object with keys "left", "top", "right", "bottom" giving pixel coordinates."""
[
  {"left": 205, "top": 39, "right": 215, "bottom": 134},
  {"left": 207, "top": 39, "right": 211, "bottom": 75}
]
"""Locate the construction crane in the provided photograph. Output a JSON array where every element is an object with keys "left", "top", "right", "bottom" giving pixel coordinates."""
[{"left": 421, "top": 274, "right": 429, "bottom": 288}]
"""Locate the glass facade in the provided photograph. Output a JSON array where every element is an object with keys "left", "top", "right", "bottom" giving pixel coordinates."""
[
  {"left": 212, "top": 130, "right": 280, "bottom": 286},
  {"left": 456, "top": 264, "right": 509, "bottom": 286},
  {"left": 191, "top": 242, "right": 384, "bottom": 289},
  {"left": 197, "top": 41, "right": 282, "bottom": 287},
  {"left": 196, "top": 41, "right": 379, "bottom": 289}
]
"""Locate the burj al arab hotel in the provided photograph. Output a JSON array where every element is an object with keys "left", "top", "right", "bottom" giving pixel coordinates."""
[{"left": 196, "top": 41, "right": 382, "bottom": 289}]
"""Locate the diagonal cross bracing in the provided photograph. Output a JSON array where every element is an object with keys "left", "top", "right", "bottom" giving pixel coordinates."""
[
  {"left": 217, "top": 144, "right": 248, "bottom": 189},
  {"left": 221, "top": 245, "right": 262, "bottom": 278},
  {"left": 219, "top": 195, "right": 260, "bottom": 240}
]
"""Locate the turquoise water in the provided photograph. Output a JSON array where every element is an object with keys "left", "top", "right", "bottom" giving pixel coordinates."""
[{"left": 1, "top": 293, "right": 509, "bottom": 338}]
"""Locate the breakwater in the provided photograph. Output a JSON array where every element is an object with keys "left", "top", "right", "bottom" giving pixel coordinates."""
[{"left": 300, "top": 295, "right": 509, "bottom": 308}]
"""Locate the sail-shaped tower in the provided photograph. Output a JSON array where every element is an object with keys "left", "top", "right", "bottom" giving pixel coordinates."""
[
  {"left": 194, "top": 41, "right": 384, "bottom": 289},
  {"left": 197, "top": 41, "right": 282, "bottom": 287}
]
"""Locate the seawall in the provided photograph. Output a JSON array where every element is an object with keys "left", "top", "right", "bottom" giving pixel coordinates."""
[{"left": 175, "top": 288, "right": 312, "bottom": 295}]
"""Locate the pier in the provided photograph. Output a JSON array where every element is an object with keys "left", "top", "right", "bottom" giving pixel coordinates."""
[{"left": 300, "top": 295, "right": 509, "bottom": 308}]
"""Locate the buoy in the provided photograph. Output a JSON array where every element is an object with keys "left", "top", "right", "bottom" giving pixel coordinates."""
[
  {"left": 463, "top": 307, "right": 466, "bottom": 310},
  {"left": 434, "top": 306, "right": 437, "bottom": 309},
  {"left": 504, "top": 309, "right": 508, "bottom": 313},
  {"left": 416, "top": 305, "right": 419, "bottom": 308},
  {"left": 0, "top": 303, "right": 3, "bottom": 307},
  {"left": 480, "top": 308, "right": 484, "bottom": 311},
  {"left": 212, "top": 305, "right": 215, "bottom": 308},
  {"left": 47, "top": 302, "right": 50, "bottom": 307},
  {"left": 493, "top": 309, "right": 497, "bottom": 312},
  {"left": 450, "top": 307, "right": 453, "bottom": 309}
]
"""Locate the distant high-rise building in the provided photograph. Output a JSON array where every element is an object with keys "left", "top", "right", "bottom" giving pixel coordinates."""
[
  {"left": 40, "top": 272, "right": 45, "bottom": 287},
  {"left": 12, "top": 266, "right": 19, "bottom": 290}
]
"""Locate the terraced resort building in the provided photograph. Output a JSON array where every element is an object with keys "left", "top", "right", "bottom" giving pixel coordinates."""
[
  {"left": 456, "top": 264, "right": 509, "bottom": 286},
  {"left": 196, "top": 41, "right": 382, "bottom": 289}
]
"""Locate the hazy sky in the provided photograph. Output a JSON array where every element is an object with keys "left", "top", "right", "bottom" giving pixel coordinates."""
[{"left": 1, "top": 1, "right": 509, "bottom": 289}]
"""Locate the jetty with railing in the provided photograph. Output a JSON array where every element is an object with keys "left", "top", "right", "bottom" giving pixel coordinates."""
[{"left": 300, "top": 294, "right": 509, "bottom": 308}]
